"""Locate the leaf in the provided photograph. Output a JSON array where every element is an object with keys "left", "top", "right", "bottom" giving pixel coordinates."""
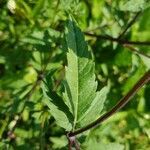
[
  {"left": 79, "top": 86, "right": 109, "bottom": 127},
  {"left": 63, "top": 20, "right": 109, "bottom": 130},
  {"left": 32, "top": 0, "right": 45, "bottom": 17},
  {"left": 60, "top": 0, "right": 79, "bottom": 10},
  {"left": 42, "top": 20, "right": 109, "bottom": 131},
  {"left": 42, "top": 73, "right": 73, "bottom": 131},
  {"left": 120, "top": 0, "right": 150, "bottom": 12},
  {"left": 114, "top": 48, "right": 132, "bottom": 67},
  {"left": 122, "top": 57, "right": 146, "bottom": 94},
  {"left": 50, "top": 136, "right": 68, "bottom": 149},
  {"left": 86, "top": 139, "right": 124, "bottom": 150}
]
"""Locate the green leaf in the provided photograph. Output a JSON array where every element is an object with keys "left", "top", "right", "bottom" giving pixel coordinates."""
[
  {"left": 42, "top": 73, "right": 73, "bottom": 131},
  {"left": 114, "top": 48, "right": 132, "bottom": 67},
  {"left": 122, "top": 57, "right": 146, "bottom": 94},
  {"left": 42, "top": 20, "right": 109, "bottom": 131},
  {"left": 120, "top": 0, "right": 150, "bottom": 12},
  {"left": 63, "top": 20, "right": 109, "bottom": 130},
  {"left": 79, "top": 86, "right": 109, "bottom": 127},
  {"left": 50, "top": 136, "right": 68, "bottom": 149},
  {"left": 32, "top": 0, "right": 46, "bottom": 17},
  {"left": 86, "top": 140, "right": 124, "bottom": 150}
]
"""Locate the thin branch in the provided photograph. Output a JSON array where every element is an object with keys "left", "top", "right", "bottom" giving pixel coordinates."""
[
  {"left": 68, "top": 71, "right": 150, "bottom": 137},
  {"left": 67, "top": 134, "right": 80, "bottom": 150},
  {"left": 85, "top": 23, "right": 113, "bottom": 32},
  {"left": 124, "top": 44, "right": 150, "bottom": 59},
  {"left": 84, "top": 32, "right": 150, "bottom": 46},
  {"left": 118, "top": 11, "right": 141, "bottom": 39}
]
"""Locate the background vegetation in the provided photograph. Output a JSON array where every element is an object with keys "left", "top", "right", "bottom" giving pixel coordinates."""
[{"left": 0, "top": 0, "right": 150, "bottom": 149}]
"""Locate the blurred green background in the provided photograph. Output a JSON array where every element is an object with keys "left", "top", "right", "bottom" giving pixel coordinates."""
[{"left": 0, "top": 0, "right": 150, "bottom": 149}]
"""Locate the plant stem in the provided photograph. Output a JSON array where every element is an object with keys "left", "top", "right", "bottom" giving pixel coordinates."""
[
  {"left": 84, "top": 32, "right": 150, "bottom": 46},
  {"left": 123, "top": 44, "right": 150, "bottom": 59},
  {"left": 67, "top": 134, "right": 80, "bottom": 150},
  {"left": 118, "top": 11, "right": 141, "bottom": 39},
  {"left": 68, "top": 71, "right": 150, "bottom": 137}
]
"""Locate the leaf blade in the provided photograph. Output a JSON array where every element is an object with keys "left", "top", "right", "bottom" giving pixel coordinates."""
[
  {"left": 64, "top": 20, "right": 108, "bottom": 129},
  {"left": 42, "top": 75, "right": 73, "bottom": 131},
  {"left": 78, "top": 86, "right": 109, "bottom": 127}
]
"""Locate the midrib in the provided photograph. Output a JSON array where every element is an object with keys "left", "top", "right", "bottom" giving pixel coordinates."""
[{"left": 73, "top": 28, "right": 79, "bottom": 131}]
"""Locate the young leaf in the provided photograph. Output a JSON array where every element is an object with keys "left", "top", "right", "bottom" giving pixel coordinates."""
[{"left": 63, "top": 20, "right": 109, "bottom": 130}]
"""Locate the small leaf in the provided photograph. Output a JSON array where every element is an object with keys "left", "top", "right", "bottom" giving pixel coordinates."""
[{"left": 50, "top": 136, "right": 68, "bottom": 149}]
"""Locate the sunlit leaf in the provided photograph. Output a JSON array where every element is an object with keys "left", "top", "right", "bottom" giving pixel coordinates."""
[{"left": 63, "top": 19, "right": 109, "bottom": 129}]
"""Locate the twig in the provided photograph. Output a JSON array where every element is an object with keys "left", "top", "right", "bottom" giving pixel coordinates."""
[
  {"left": 68, "top": 71, "right": 150, "bottom": 137},
  {"left": 84, "top": 32, "right": 150, "bottom": 46},
  {"left": 67, "top": 134, "right": 80, "bottom": 150},
  {"left": 124, "top": 44, "right": 150, "bottom": 59},
  {"left": 85, "top": 23, "right": 113, "bottom": 32},
  {"left": 118, "top": 11, "right": 141, "bottom": 39}
]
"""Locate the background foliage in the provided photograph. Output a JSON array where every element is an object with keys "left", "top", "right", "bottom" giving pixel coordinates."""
[{"left": 0, "top": 0, "right": 150, "bottom": 149}]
